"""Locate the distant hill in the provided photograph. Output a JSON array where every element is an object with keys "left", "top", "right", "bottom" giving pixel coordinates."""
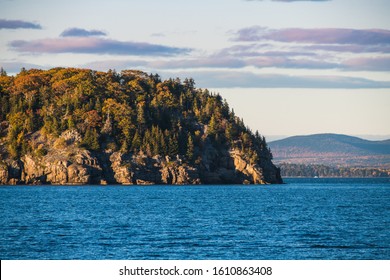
[{"left": 269, "top": 133, "right": 390, "bottom": 168}]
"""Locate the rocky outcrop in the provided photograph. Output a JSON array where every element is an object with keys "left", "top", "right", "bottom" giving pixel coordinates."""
[
  {"left": 198, "top": 149, "right": 281, "bottom": 184},
  {"left": 231, "top": 151, "right": 265, "bottom": 184},
  {"left": 0, "top": 131, "right": 103, "bottom": 184},
  {"left": 45, "top": 160, "right": 91, "bottom": 185},
  {"left": 109, "top": 152, "right": 201, "bottom": 185},
  {"left": 0, "top": 129, "right": 281, "bottom": 185},
  {"left": 161, "top": 165, "right": 200, "bottom": 184},
  {"left": 0, "top": 147, "right": 282, "bottom": 185},
  {"left": 0, "top": 160, "right": 22, "bottom": 185},
  {"left": 109, "top": 152, "right": 134, "bottom": 184},
  {"left": 0, "top": 163, "right": 8, "bottom": 184},
  {"left": 21, "top": 154, "right": 48, "bottom": 184},
  {"left": 18, "top": 149, "right": 102, "bottom": 185}
]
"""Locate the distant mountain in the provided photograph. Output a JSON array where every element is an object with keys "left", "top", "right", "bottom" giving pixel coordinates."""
[{"left": 269, "top": 133, "right": 390, "bottom": 168}]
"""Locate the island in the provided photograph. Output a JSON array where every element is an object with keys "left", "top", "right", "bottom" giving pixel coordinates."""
[{"left": 0, "top": 68, "right": 282, "bottom": 185}]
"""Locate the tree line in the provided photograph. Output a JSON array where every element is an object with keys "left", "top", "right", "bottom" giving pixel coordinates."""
[{"left": 278, "top": 163, "right": 390, "bottom": 178}]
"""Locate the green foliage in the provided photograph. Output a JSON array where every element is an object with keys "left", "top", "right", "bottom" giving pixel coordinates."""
[
  {"left": 6, "top": 112, "right": 29, "bottom": 158},
  {"left": 81, "top": 128, "right": 100, "bottom": 151},
  {"left": 168, "top": 134, "right": 179, "bottom": 157},
  {"left": 131, "top": 130, "right": 142, "bottom": 152},
  {"left": 186, "top": 133, "right": 194, "bottom": 162}
]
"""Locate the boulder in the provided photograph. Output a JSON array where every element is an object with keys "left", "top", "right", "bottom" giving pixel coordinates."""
[
  {"left": 0, "top": 162, "right": 8, "bottom": 184},
  {"left": 21, "top": 155, "right": 46, "bottom": 183},
  {"left": 110, "top": 152, "right": 134, "bottom": 184}
]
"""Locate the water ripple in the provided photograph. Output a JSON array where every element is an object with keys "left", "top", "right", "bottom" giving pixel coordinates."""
[{"left": 0, "top": 178, "right": 389, "bottom": 259}]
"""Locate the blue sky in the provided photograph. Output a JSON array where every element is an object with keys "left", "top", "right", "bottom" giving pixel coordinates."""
[{"left": 1, "top": 0, "right": 389, "bottom": 139}]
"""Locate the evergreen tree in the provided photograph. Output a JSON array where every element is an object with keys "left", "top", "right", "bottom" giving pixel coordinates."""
[
  {"left": 0, "top": 67, "right": 7, "bottom": 76},
  {"left": 136, "top": 104, "right": 146, "bottom": 130},
  {"left": 186, "top": 133, "right": 194, "bottom": 161},
  {"left": 82, "top": 128, "right": 100, "bottom": 151},
  {"left": 168, "top": 134, "right": 179, "bottom": 157},
  {"left": 208, "top": 115, "right": 217, "bottom": 136},
  {"left": 131, "top": 130, "right": 142, "bottom": 152}
]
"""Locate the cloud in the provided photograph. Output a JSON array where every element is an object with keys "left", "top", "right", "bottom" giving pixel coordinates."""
[
  {"left": 342, "top": 57, "right": 390, "bottom": 71},
  {"left": 248, "top": 57, "right": 339, "bottom": 69},
  {"left": 82, "top": 50, "right": 389, "bottom": 73},
  {"left": 304, "top": 44, "right": 390, "bottom": 54},
  {"left": 3, "top": 60, "right": 388, "bottom": 89},
  {"left": 148, "top": 56, "right": 247, "bottom": 69},
  {"left": 234, "top": 26, "right": 390, "bottom": 45},
  {"left": 83, "top": 54, "right": 336, "bottom": 71},
  {"left": 161, "top": 70, "right": 390, "bottom": 89},
  {"left": 218, "top": 44, "right": 317, "bottom": 57},
  {"left": 0, "top": 19, "right": 41, "bottom": 29},
  {"left": 10, "top": 37, "right": 191, "bottom": 56},
  {"left": 272, "top": 0, "right": 330, "bottom": 1},
  {"left": 77, "top": 36, "right": 390, "bottom": 72},
  {"left": 141, "top": 44, "right": 332, "bottom": 70},
  {"left": 244, "top": 0, "right": 331, "bottom": 2},
  {"left": 82, "top": 59, "right": 148, "bottom": 71},
  {"left": 60, "top": 28, "right": 107, "bottom": 37},
  {"left": 0, "top": 61, "right": 49, "bottom": 74}
]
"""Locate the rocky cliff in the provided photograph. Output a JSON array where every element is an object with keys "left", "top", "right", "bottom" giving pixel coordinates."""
[{"left": 0, "top": 130, "right": 281, "bottom": 185}]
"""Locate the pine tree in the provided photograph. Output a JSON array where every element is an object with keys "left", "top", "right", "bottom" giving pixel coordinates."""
[
  {"left": 159, "top": 131, "right": 167, "bottom": 155},
  {"left": 82, "top": 128, "right": 100, "bottom": 151},
  {"left": 0, "top": 67, "right": 7, "bottom": 76},
  {"left": 168, "top": 134, "right": 179, "bottom": 157},
  {"left": 186, "top": 133, "right": 194, "bottom": 161},
  {"left": 208, "top": 115, "right": 217, "bottom": 136},
  {"left": 137, "top": 104, "right": 146, "bottom": 130},
  {"left": 131, "top": 130, "right": 142, "bottom": 152}
]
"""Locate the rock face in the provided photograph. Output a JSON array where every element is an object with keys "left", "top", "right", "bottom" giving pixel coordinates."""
[
  {"left": 0, "top": 146, "right": 281, "bottom": 185},
  {"left": 109, "top": 152, "right": 201, "bottom": 185},
  {"left": 0, "top": 163, "right": 8, "bottom": 184},
  {"left": 0, "top": 130, "right": 103, "bottom": 185},
  {"left": 17, "top": 150, "right": 102, "bottom": 185},
  {"left": 199, "top": 149, "right": 281, "bottom": 184},
  {"left": 232, "top": 152, "right": 265, "bottom": 184}
]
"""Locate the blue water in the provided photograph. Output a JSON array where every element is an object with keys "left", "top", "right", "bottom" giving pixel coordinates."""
[{"left": 0, "top": 178, "right": 389, "bottom": 260}]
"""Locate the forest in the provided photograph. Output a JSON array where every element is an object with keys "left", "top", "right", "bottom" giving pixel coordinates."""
[
  {"left": 278, "top": 163, "right": 390, "bottom": 178},
  {"left": 0, "top": 67, "right": 281, "bottom": 185}
]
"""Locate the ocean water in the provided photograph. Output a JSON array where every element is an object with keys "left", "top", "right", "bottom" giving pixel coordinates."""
[{"left": 0, "top": 178, "right": 389, "bottom": 260}]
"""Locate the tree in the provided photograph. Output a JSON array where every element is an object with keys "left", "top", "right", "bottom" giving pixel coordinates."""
[
  {"left": 0, "top": 67, "right": 7, "bottom": 77},
  {"left": 83, "top": 110, "right": 102, "bottom": 131},
  {"left": 7, "top": 112, "right": 28, "bottom": 158},
  {"left": 168, "top": 134, "right": 179, "bottom": 157},
  {"left": 208, "top": 115, "right": 218, "bottom": 136},
  {"left": 186, "top": 133, "right": 194, "bottom": 161},
  {"left": 81, "top": 128, "right": 100, "bottom": 151},
  {"left": 136, "top": 103, "right": 146, "bottom": 130},
  {"left": 131, "top": 130, "right": 141, "bottom": 152}
]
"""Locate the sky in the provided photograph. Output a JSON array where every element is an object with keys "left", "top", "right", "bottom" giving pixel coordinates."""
[{"left": 1, "top": 0, "right": 389, "bottom": 140}]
